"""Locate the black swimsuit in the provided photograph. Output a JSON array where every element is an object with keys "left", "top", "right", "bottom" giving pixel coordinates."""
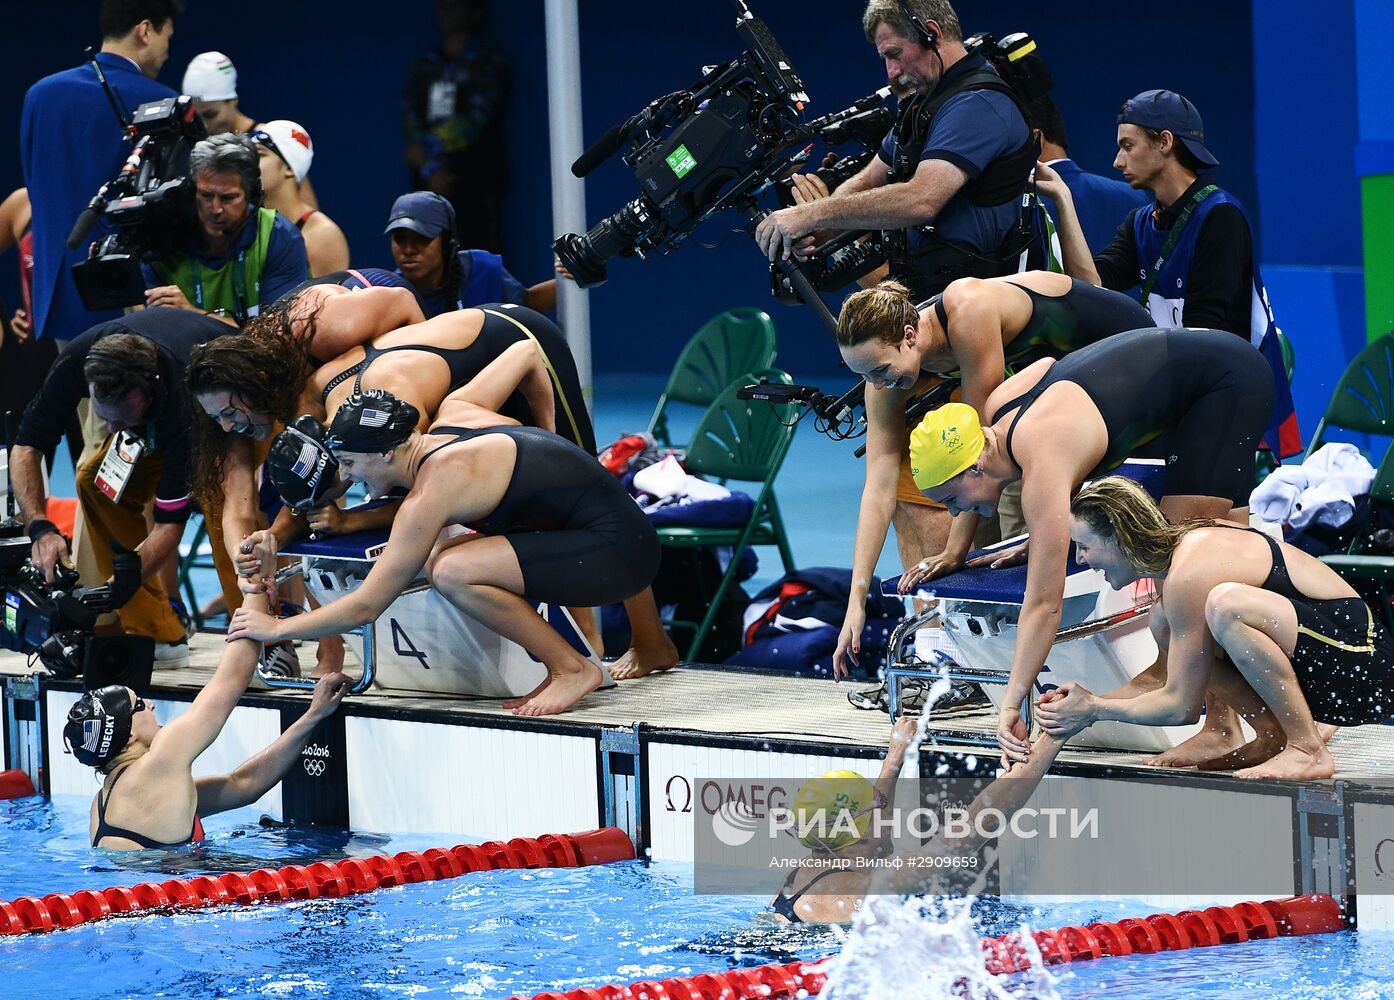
[
  {"left": 990, "top": 327, "right": 1273, "bottom": 505},
  {"left": 321, "top": 305, "right": 596, "bottom": 453},
  {"left": 417, "top": 425, "right": 659, "bottom": 607},
  {"left": 923, "top": 279, "right": 1153, "bottom": 378},
  {"left": 771, "top": 868, "right": 846, "bottom": 923},
  {"left": 93, "top": 765, "right": 204, "bottom": 850},
  {"left": 1234, "top": 526, "right": 1394, "bottom": 726}
]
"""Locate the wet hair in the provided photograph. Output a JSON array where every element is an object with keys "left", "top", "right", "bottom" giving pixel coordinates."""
[
  {"left": 836, "top": 279, "right": 920, "bottom": 349},
  {"left": 1128, "top": 121, "right": 1207, "bottom": 174},
  {"left": 84, "top": 333, "right": 160, "bottom": 405},
  {"left": 1069, "top": 477, "right": 1213, "bottom": 575},
  {"left": 862, "top": 0, "right": 961, "bottom": 45},
  {"left": 100, "top": 0, "right": 182, "bottom": 39},
  {"left": 185, "top": 296, "right": 318, "bottom": 509}
]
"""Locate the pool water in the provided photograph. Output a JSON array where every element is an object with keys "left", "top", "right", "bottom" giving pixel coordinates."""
[{"left": 2, "top": 794, "right": 1392, "bottom": 999}]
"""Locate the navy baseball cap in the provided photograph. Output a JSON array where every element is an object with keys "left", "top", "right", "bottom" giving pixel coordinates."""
[
  {"left": 384, "top": 192, "right": 454, "bottom": 238},
  {"left": 1117, "top": 90, "right": 1219, "bottom": 168}
]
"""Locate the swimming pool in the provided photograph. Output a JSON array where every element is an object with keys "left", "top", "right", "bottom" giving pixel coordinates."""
[{"left": 3, "top": 794, "right": 1392, "bottom": 999}]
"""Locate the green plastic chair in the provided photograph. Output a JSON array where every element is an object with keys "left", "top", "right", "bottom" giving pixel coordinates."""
[
  {"left": 1321, "top": 444, "right": 1394, "bottom": 633},
  {"left": 647, "top": 308, "right": 778, "bottom": 449},
  {"left": 657, "top": 368, "right": 799, "bottom": 661},
  {"left": 1303, "top": 333, "right": 1394, "bottom": 460},
  {"left": 176, "top": 514, "right": 218, "bottom": 628}
]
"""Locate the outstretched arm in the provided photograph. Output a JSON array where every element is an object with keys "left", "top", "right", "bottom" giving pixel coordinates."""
[
  {"left": 195, "top": 672, "right": 348, "bottom": 816},
  {"left": 227, "top": 490, "right": 450, "bottom": 642},
  {"left": 147, "top": 592, "right": 271, "bottom": 768}
]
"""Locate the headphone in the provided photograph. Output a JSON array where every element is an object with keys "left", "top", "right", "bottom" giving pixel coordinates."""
[{"left": 895, "top": 0, "right": 937, "bottom": 49}]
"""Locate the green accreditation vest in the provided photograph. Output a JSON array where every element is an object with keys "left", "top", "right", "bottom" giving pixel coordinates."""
[{"left": 158, "top": 207, "right": 277, "bottom": 323}]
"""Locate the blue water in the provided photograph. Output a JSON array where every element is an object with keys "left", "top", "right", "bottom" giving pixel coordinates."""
[{"left": 3, "top": 795, "right": 1392, "bottom": 999}]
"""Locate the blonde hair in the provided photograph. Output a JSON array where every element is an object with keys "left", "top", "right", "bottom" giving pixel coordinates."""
[
  {"left": 837, "top": 279, "right": 919, "bottom": 349},
  {"left": 1069, "top": 477, "right": 1213, "bottom": 575}
]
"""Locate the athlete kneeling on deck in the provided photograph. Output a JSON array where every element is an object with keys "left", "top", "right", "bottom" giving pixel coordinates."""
[
  {"left": 227, "top": 389, "right": 661, "bottom": 717},
  {"left": 1034, "top": 477, "right": 1394, "bottom": 780},
  {"left": 64, "top": 591, "right": 349, "bottom": 850},
  {"left": 907, "top": 327, "right": 1274, "bottom": 765}
]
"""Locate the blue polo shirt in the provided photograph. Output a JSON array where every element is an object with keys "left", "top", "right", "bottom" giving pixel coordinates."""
[{"left": 878, "top": 65, "right": 1029, "bottom": 253}]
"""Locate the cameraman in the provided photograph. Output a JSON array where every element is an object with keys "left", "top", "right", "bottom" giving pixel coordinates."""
[
  {"left": 11, "top": 308, "right": 232, "bottom": 662},
  {"left": 144, "top": 134, "right": 309, "bottom": 325},
  {"left": 754, "top": 0, "right": 1039, "bottom": 300}
]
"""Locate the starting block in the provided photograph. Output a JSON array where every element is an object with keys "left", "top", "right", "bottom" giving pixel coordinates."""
[
  {"left": 269, "top": 527, "right": 613, "bottom": 697},
  {"left": 883, "top": 460, "right": 1203, "bottom": 752}
]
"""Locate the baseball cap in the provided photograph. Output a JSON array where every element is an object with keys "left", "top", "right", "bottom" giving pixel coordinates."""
[
  {"left": 1117, "top": 89, "right": 1219, "bottom": 169},
  {"left": 909, "top": 403, "right": 985, "bottom": 490},
  {"left": 383, "top": 192, "right": 454, "bottom": 238},
  {"left": 183, "top": 51, "right": 238, "bottom": 102},
  {"left": 252, "top": 120, "right": 315, "bottom": 183}
]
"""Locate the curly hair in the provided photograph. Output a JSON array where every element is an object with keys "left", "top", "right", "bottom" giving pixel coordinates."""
[
  {"left": 836, "top": 279, "right": 920, "bottom": 349},
  {"left": 185, "top": 295, "right": 319, "bottom": 509},
  {"left": 1069, "top": 477, "right": 1213, "bottom": 575}
]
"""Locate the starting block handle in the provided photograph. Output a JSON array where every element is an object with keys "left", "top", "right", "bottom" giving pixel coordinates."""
[{"left": 255, "top": 621, "right": 376, "bottom": 695}]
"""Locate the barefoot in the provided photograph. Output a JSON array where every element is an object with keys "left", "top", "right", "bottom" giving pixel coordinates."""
[
  {"left": 315, "top": 635, "right": 346, "bottom": 677},
  {"left": 609, "top": 636, "right": 680, "bottom": 680},
  {"left": 1142, "top": 725, "right": 1245, "bottom": 768},
  {"left": 1196, "top": 734, "right": 1285, "bottom": 771},
  {"left": 1317, "top": 723, "right": 1339, "bottom": 744},
  {"left": 513, "top": 661, "right": 604, "bottom": 717},
  {"left": 504, "top": 676, "right": 551, "bottom": 710},
  {"left": 1234, "top": 744, "right": 1335, "bottom": 781}
]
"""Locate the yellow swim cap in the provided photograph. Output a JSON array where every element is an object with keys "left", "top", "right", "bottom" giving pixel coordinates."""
[
  {"left": 909, "top": 402, "right": 985, "bottom": 490},
  {"left": 793, "top": 770, "right": 877, "bottom": 850}
]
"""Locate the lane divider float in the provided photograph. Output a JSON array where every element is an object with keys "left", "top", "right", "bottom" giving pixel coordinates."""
[
  {"left": 0, "top": 827, "right": 633, "bottom": 936},
  {"left": 506, "top": 893, "right": 1345, "bottom": 1000}
]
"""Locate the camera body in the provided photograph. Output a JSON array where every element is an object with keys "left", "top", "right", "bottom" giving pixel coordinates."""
[
  {"left": 0, "top": 535, "right": 99, "bottom": 678},
  {"left": 70, "top": 96, "right": 208, "bottom": 311},
  {"left": 555, "top": 1, "right": 814, "bottom": 287}
]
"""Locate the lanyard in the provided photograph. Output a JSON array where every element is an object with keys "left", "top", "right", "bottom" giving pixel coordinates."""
[
  {"left": 191, "top": 249, "right": 249, "bottom": 323},
  {"left": 1139, "top": 184, "right": 1218, "bottom": 310}
]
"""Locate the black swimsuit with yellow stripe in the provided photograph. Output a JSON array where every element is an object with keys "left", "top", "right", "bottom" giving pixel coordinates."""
[{"left": 1240, "top": 526, "right": 1394, "bottom": 726}]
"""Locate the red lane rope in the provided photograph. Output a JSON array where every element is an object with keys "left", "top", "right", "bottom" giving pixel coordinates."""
[
  {"left": 506, "top": 894, "right": 1345, "bottom": 1000},
  {"left": 0, "top": 827, "right": 633, "bottom": 936}
]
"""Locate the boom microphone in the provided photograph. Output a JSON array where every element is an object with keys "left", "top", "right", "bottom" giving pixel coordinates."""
[{"left": 571, "top": 123, "right": 627, "bottom": 178}]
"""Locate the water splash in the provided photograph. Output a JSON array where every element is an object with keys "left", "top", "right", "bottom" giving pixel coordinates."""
[{"left": 818, "top": 896, "right": 1060, "bottom": 1000}]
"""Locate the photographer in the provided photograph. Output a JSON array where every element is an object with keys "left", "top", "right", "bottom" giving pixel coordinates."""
[
  {"left": 143, "top": 134, "right": 309, "bottom": 325},
  {"left": 21, "top": 0, "right": 179, "bottom": 344},
  {"left": 12, "top": 308, "right": 232, "bottom": 662},
  {"left": 754, "top": 0, "right": 1040, "bottom": 300}
]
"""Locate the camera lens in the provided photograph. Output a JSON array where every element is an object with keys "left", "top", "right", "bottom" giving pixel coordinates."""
[{"left": 552, "top": 233, "right": 609, "bottom": 289}]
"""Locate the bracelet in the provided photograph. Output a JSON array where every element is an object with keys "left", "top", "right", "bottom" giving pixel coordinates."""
[{"left": 26, "top": 519, "right": 60, "bottom": 543}]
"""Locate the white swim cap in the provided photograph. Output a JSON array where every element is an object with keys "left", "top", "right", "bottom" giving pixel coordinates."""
[
  {"left": 183, "top": 51, "right": 238, "bottom": 102},
  {"left": 253, "top": 120, "right": 315, "bottom": 183}
]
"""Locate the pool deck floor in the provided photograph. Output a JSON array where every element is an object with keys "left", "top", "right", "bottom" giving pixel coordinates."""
[{"left": 8, "top": 633, "right": 1393, "bottom": 787}]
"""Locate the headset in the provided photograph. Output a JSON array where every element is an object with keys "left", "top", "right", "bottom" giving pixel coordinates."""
[{"left": 895, "top": 0, "right": 937, "bottom": 50}]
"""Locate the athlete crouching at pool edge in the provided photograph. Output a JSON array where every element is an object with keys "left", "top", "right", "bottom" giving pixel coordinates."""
[
  {"left": 227, "top": 387, "right": 661, "bottom": 716},
  {"left": 64, "top": 589, "right": 349, "bottom": 850},
  {"left": 1034, "top": 477, "right": 1392, "bottom": 780}
]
